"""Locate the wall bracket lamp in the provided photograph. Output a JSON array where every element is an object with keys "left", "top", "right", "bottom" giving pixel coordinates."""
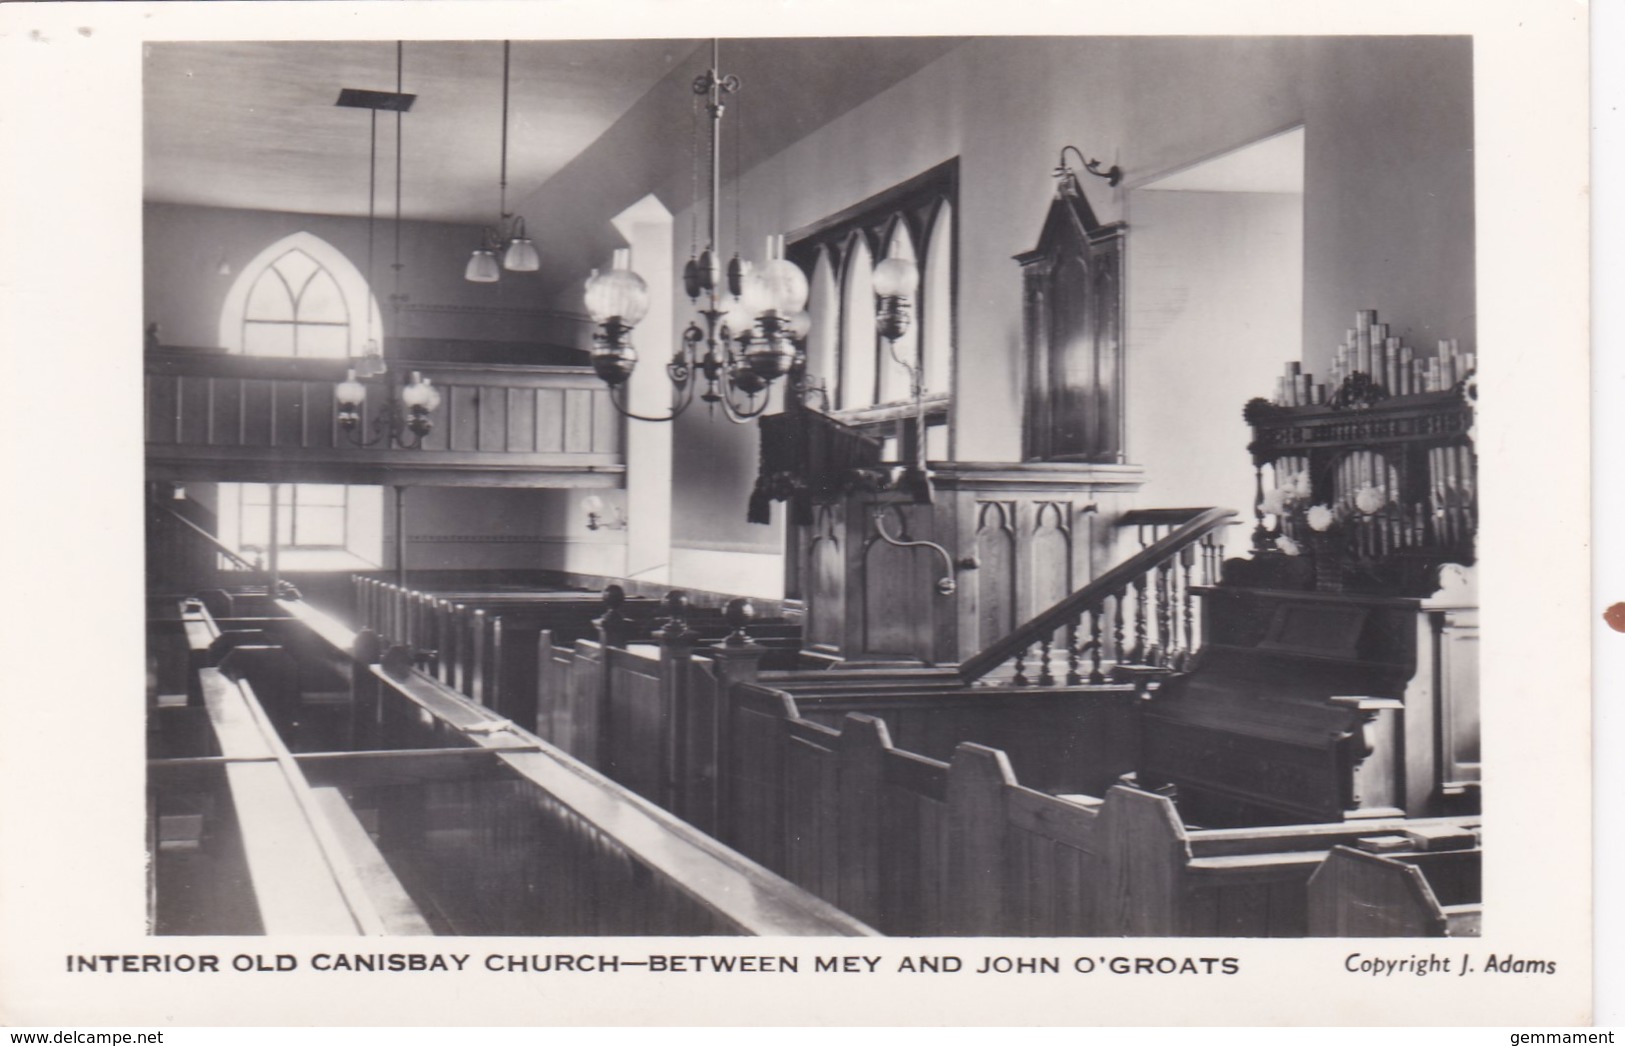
[{"left": 1054, "top": 144, "right": 1121, "bottom": 188}]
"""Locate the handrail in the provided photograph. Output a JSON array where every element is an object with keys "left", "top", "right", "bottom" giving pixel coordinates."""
[
  {"left": 155, "top": 502, "right": 262, "bottom": 574},
  {"left": 958, "top": 506, "right": 1236, "bottom": 683}
]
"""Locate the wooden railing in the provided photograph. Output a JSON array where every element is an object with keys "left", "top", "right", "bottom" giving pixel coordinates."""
[
  {"left": 154, "top": 502, "right": 262, "bottom": 574},
  {"left": 145, "top": 350, "right": 624, "bottom": 486},
  {"left": 957, "top": 507, "right": 1236, "bottom": 685}
]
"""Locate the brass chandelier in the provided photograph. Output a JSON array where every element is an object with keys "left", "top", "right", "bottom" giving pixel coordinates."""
[{"left": 582, "top": 40, "right": 813, "bottom": 424}]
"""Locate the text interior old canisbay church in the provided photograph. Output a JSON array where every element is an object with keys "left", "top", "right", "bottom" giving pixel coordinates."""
[{"left": 144, "top": 36, "right": 1480, "bottom": 937}]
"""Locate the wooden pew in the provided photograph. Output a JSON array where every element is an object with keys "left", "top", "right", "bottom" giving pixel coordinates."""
[
  {"left": 710, "top": 678, "right": 1483, "bottom": 937},
  {"left": 361, "top": 660, "right": 877, "bottom": 937},
  {"left": 1307, "top": 843, "right": 1482, "bottom": 936},
  {"left": 149, "top": 667, "right": 417, "bottom": 934}
]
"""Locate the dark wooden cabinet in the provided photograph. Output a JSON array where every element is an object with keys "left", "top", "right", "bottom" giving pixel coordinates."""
[{"left": 1015, "top": 174, "right": 1127, "bottom": 463}]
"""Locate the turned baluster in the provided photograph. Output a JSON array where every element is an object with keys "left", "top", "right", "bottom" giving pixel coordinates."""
[
  {"left": 1113, "top": 590, "right": 1127, "bottom": 666},
  {"left": 1153, "top": 559, "right": 1173, "bottom": 667},
  {"left": 1251, "top": 464, "right": 1272, "bottom": 552},
  {"left": 1201, "top": 532, "right": 1222, "bottom": 585},
  {"left": 1088, "top": 609, "right": 1105, "bottom": 685},
  {"left": 1180, "top": 543, "right": 1198, "bottom": 666},
  {"left": 1064, "top": 620, "right": 1081, "bottom": 686},
  {"left": 1011, "top": 644, "right": 1031, "bottom": 687},
  {"left": 1038, "top": 629, "right": 1056, "bottom": 686},
  {"left": 1131, "top": 574, "right": 1149, "bottom": 665}
]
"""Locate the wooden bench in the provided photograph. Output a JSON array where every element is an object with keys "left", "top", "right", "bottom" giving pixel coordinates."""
[{"left": 147, "top": 667, "right": 424, "bottom": 934}]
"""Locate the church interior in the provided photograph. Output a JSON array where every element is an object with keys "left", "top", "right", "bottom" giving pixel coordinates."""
[{"left": 143, "top": 35, "right": 1482, "bottom": 938}]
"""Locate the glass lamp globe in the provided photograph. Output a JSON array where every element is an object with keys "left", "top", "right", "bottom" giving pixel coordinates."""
[
  {"left": 400, "top": 373, "right": 433, "bottom": 408},
  {"left": 760, "top": 258, "right": 809, "bottom": 314},
  {"left": 584, "top": 268, "right": 651, "bottom": 326},
  {"left": 465, "top": 248, "right": 501, "bottom": 283},
  {"left": 336, "top": 370, "right": 367, "bottom": 407},
  {"left": 740, "top": 267, "right": 776, "bottom": 317},
  {"left": 503, "top": 236, "right": 540, "bottom": 272},
  {"left": 873, "top": 256, "right": 920, "bottom": 298},
  {"left": 721, "top": 302, "right": 756, "bottom": 341},
  {"left": 782, "top": 310, "right": 812, "bottom": 340}
]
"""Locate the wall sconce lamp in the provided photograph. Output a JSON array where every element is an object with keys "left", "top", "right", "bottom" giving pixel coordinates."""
[
  {"left": 874, "top": 254, "right": 931, "bottom": 502},
  {"left": 582, "top": 494, "right": 628, "bottom": 531},
  {"left": 336, "top": 369, "right": 441, "bottom": 449},
  {"left": 1053, "top": 144, "right": 1121, "bottom": 189}
]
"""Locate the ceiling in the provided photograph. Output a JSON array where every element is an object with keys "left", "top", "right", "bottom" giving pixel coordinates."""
[
  {"left": 145, "top": 39, "right": 706, "bottom": 224},
  {"left": 144, "top": 38, "right": 965, "bottom": 226}
]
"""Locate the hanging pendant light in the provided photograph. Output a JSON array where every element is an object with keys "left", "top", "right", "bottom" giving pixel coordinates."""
[
  {"left": 465, "top": 237, "right": 501, "bottom": 283},
  {"left": 466, "top": 41, "right": 539, "bottom": 282},
  {"left": 333, "top": 43, "right": 439, "bottom": 450}
]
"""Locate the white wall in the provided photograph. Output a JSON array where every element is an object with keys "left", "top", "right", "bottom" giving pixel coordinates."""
[
  {"left": 1126, "top": 189, "right": 1304, "bottom": 525},
  {"left": 669, "top": 544, "right": 785, "bottom": 601}
]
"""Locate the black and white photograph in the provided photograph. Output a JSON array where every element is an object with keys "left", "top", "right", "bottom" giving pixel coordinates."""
[{"left": 0, "top": 0, "right": 1596, "bottom": 1029}]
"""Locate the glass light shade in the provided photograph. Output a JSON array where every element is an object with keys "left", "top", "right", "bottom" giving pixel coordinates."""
[
  {"left": 582, "top": 494, "right": 605, "bottom": 515},
  {"left": 873, "top": 256, "right": 920, "bottom": 298},
  {"left": 721, "top": 303, "right": 756, "bottom": 340},
  {"left": 760, "top": 258, "right": 809, "bottom": 314},
  {"left": 584, "top": 268, "right": 651, "bottom": 326},
  {"left": 336, "top": 370, "right": 367, "bottom": 406},
  {"left": 740, "top": 268, "right": 776, "bottom": 316},
  {"left": 503, "top": 236, "right": 540, "bottom": 272},
  {"left": 400, "top": 373, "right": 432, "bottom": 408},
  {"left": 783, "top": 310, "right": 812, "bottom": 340},
  {"left": 465, "top": 249, "right": 501, "bottom": 283}
]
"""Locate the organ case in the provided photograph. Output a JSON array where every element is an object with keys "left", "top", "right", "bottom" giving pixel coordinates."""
[{"left": 1142, "top": 386, "right": 1480, "bottom": 826}]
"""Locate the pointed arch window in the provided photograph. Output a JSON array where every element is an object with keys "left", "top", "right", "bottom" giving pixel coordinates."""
[
  {"left": 838, "top": 236, "right": 876, "bottom": 410},
  {"left": 218, "top": 231, "right": 383, "bottom": 358},
  {"left": 786, "top": 159, "right": 956, "bottom": 455}
]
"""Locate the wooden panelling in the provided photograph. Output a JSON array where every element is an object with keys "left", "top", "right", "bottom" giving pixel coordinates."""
[
  {"left": 242, "top": 378, "right": 274, "bottom": 446},
  {"left": 591, "top": 389, "right": 619, "bottom": 453},
  {"left": 805, "top": 504, "right": 845, "bottom": 652},
  {"left": 1030, "top": 502, "right": 1073, "bottom": 609},
  {"left": 448, "top": 386, "right": 480, "bottom": 451},
  {"left": 212, "top": 379, "right": 244, "bottom": 446},
  {"left": 477, "top": 385, "right": 507, "bottom": 451},
  {"left": 975, "top": 500, "right": 1018, "bottom": 649},
  {"left": 178, "top": 375, "right": 211, "bottom": 446},
  {"left": 148, "top": 374, "right": 179, "bottom": 444},
  {"left": 605, "top": 648, "right": 665, "bottom": 802},
  {"left": 861, "top": 504, "right": 936, "bottom": 658},
  {"left": 563, "top": 388, "right": 594, "bottom": 452},
  {"left": 303, "top": 382, "right": 333, "bottom": 450},
  {"left": 535, "top": 388, "right": 566, "bottom": 452},
  {"left": 506, "top": 387, "right": 536, "bottom": 453},
  {"left": 145, "top": 354, "right": 624, "bottom": 485},
  {"left": 272, "top": 380, "right": 304, "bottom": 448}
]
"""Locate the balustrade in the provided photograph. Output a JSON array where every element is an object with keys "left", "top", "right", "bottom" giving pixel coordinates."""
[{"left": 956, "top": 508, "right": 1236, "bottom": 687}]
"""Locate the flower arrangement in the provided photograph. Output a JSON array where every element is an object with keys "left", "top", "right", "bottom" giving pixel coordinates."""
[
  {"left": 1306, "top": 503, "right": 1338, "bottom": 532},
  {"left": 1260, "top": 470, "right": 1336, "bottom": 557}
]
